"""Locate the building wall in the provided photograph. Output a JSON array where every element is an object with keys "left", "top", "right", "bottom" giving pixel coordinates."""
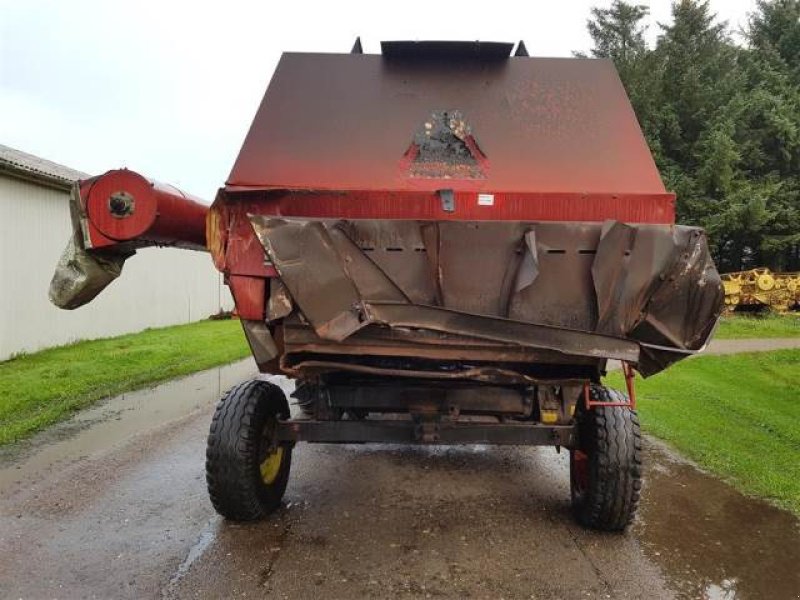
[{"left": 0, "top": 175, "right": 233, "bottom": 360}]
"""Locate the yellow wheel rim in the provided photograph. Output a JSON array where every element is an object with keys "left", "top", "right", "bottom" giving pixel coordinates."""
[{"left": 260, "top": 446, "right": 284, "bottom": 485}]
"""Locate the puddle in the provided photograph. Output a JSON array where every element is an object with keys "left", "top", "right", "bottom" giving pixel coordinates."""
[
  {"left": 0, "top": 359, "right": 257, "bottom": 489},
  {"left": 168, "top": 519, "right": 219, "bottom": 587},
  {"left": 636, "top": 444, "right": 800, "bottom": 599}
]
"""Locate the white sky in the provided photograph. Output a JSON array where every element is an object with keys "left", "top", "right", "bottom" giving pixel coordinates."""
[{"left": 1, "top": 0, "right": 757, "bottom": 201}]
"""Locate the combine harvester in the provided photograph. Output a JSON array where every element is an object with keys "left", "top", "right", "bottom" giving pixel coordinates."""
[{"left": 50, "top": 41, "right": 724, "bottom": 530}]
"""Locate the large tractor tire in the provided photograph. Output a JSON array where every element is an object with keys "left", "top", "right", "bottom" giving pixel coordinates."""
[
  {"left": 206, "top": 379, "right": 293, "bottom": 521},
  {"left": 570, "top": 385, "right": 642, "bottom": 531}
]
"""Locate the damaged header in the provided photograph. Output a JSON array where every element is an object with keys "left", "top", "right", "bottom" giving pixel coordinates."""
[{"left": 249, "top": 217, "right": 723, "bottom": 378}]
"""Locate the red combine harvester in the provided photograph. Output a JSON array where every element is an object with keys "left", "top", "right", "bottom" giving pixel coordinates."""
[{"left": 51, "top": 41, "right": 724, "bottom": 530}]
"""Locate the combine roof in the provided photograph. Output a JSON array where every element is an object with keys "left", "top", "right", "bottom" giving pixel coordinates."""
[{"left": 227, "top": 46, "right": 666, "bottom": 196}]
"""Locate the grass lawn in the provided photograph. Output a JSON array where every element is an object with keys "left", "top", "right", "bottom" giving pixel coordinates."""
[
  {"left": 607, "top": 349, "right": 800, "bottom": 515},
  {"left": 0, "top": 319, "right": 250, "bottom": 445},
  {"left": 715, "top": 313, "right": 800, "bottom": 339}
]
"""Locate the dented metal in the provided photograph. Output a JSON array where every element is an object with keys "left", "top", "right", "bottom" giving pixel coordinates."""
[
  {"left": 49, "top": 187, "right": 133, "bottom": 309},
  {"left": 49, "top": 235, "right": 130, "bottom": 310},
  {"left": 250, "top": 216, "right": 723, "bottom": 379}
]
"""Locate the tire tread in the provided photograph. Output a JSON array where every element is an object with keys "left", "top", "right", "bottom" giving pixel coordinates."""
[
  {"left": 572, "top": 385, "right": 642, "bottom": 531},
  {"left": 206, "top": 379, "right": 291, "bottom": 521}
]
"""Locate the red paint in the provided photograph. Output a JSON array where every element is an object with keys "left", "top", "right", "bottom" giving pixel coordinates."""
[
  {"left": 622, "top": 362, "right": 637, "bottom": 408},
  {"left": 571, "top": 449, "right": 589, "bottom": 493},
  {"left": 81, "top": 169, "right": 208, "bottom": 249},
  {"left": 227, "top": 54, "right": 667, "bottom": 198},
  {"left": 225, "top": 190, "right": 675, "bottom": 224},
  {"left": 224, "top": 207, "right": 276, "bottom": 277},
  {"left": 582, "top": 370, "right": 636, "bottom": 409},
  {"left": 228, "top": 275, "right": 266, "bottom": 320}
]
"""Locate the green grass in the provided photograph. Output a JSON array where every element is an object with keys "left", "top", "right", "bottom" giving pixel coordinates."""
[
  {"left": 607, "top": 349, "right": 800, "bottom": 515},
  {"left": 0, "top": 319, "right": 249, "bottom": 445},
  {"left": 715, "top": 313, "right": 800, "bottom": 339}
]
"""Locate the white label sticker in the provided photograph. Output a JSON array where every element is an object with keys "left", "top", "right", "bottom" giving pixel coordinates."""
[{"left": 477, "top": 193, "right": 495, "bottom": 206}]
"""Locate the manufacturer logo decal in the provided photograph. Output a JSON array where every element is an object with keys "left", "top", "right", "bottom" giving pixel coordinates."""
[{"left": 402, "top": 110, "right": 488, "bottom": 179}]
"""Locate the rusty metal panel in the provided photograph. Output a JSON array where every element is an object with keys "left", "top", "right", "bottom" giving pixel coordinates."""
[
  {"left": 337, "top": 220, "right": 437, "bottom": 304},
  {"left": 508, "top": 222, "right": 601, "bottom": 330},
  {"left": 631, "top": 229, "right": 724, "bottom": 375},
  {"left": 280, "top": 316, "right": 603, "bottom": 366},
  {"left": 250, "top": 215, "right": 723, "bottom": 378},
  {"left": 363, "top": 302, "right": 639, "bottom": 362},
  {"left": 436, "top": 221, "right": 527, "bottom": 315},
  {"left": 240, "top": 319, "right": 278, "bottom": 369},
  {"left": 251, "top": 218, "right": 366, "bottom": 341},
  {"left": 276, "top": 419, "right": 577, "bottom": 447},
  {"left": 227, "top": 53, "right": 667, "bottom": 198},
  {"left": 593, "top": 221, "right": 676, "bottom": 337},
  {"left": 251, "top": 216, "right": 638, "bottom": 363},
  {"left": 592, "top": 223, "right": 724, "bottom": 375}
]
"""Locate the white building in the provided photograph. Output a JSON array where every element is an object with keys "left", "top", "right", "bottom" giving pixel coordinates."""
[{"left": 0, "top": 144, "right": 233, "bottom": 360}]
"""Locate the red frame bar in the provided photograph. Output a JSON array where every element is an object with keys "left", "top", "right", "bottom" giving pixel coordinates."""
[
  {"left": 583, "top": 362, "right": 637, "bottom": 409},
  {"left": 225, "top": 189, "right": 676, "bottom": 224}
]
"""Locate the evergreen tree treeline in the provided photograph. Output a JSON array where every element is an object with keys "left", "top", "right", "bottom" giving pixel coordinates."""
[{"left": 580, "top": 0, "right": 800, "bottom": 272}]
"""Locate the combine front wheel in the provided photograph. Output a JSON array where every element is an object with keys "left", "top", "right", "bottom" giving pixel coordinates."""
[
  {"left": 206, "top": 379, "right": 293, "bottom": 521},
  {"left": 570, "top": 385, "right": 642, "bottom": 531}
]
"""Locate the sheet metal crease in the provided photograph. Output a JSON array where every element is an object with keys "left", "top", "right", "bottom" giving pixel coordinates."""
[{"left": 249, "top": 216, "right": 724, "bottom": 378}]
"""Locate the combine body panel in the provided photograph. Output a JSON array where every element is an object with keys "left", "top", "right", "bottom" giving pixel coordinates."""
[{"left": 50, "top": 41, "right": 725, "bottom": 531}]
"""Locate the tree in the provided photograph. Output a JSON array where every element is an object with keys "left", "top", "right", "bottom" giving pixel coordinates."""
[
  {"left": 654, "top": 1, "right": 741, "bottom": 172},
  {"left": 584, "top": 1, "right": 650, "bottom": 69},
  {"left": 748, "top": 0, "right": 800, "bottom": 83},
  {"left": 579, "top": 0, "right": 800, "bottom": 271},
  {"left": 579, "top": 2, "right": 663, "bottom": 163},
  {"left": 745, "top": 1, "right": 800, "bottom": 269}
]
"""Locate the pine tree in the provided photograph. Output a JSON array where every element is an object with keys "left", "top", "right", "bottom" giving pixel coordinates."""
[
  {"left": 749, "top": 0, "right": 800, "bottom": 83},
  {"left": 584, "top": 1, "right": 649, "bottom": 68},
  {"left": 580, "top": 0, "right": 800, "bottom": 271}
]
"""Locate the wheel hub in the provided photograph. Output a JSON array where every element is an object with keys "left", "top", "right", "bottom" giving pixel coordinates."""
[
  {"left": 571, "top": 449, "right": 589, "bottom": 494},
  {"left": 260, "top": 446, "right": 284, "bottom": 484}
]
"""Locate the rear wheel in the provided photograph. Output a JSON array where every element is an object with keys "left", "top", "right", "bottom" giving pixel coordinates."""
[
  {"left": 570, "top": 385, "right": 642, "bottom": 531},
  {"left": 206, "top": 379, "right": 293, "bottom": 521}
]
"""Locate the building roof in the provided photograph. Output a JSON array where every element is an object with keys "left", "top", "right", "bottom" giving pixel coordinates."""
[{"left": 0, "top": 144, "right": 88, "bottom": 190}]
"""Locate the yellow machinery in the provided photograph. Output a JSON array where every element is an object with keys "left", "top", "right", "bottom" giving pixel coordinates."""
[{"left": 722, "top": 268, "right": 800, "bottom": 312}]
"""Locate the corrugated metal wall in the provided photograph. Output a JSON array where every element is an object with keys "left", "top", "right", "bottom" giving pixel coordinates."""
[{"left": 0, "top": 175, "right": 234, "bottom": 360}]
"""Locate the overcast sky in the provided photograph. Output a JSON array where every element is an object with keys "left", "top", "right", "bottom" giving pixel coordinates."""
[{"left": 1, "top": 0, "right": 758, "bottom": 201}]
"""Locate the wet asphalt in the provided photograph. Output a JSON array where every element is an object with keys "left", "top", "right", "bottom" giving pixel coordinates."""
[{"left": 1, "top": 339, "right": 799, "bottom": 599}]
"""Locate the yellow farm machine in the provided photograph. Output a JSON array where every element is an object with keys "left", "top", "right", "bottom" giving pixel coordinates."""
[{"left": 722, "top": 268, "right": 800, "bottom": 313}]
